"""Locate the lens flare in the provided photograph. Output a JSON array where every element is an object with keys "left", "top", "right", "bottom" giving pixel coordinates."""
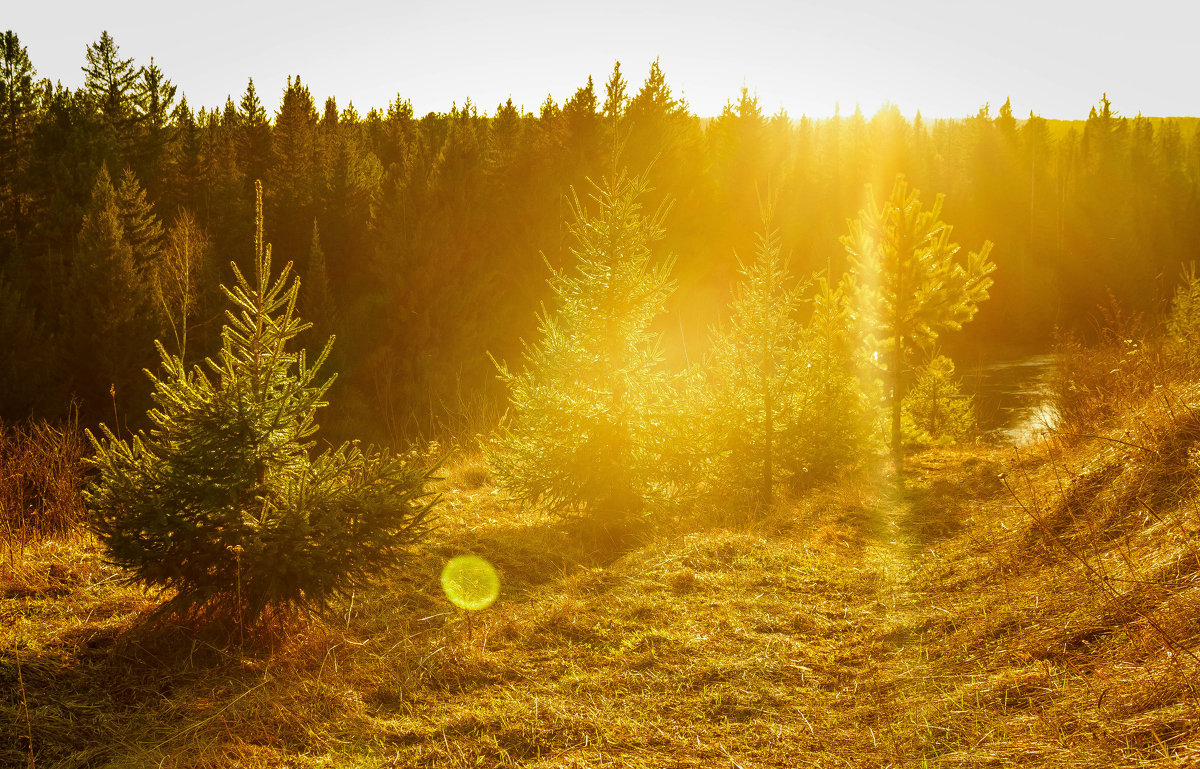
[{"left": 440, "top": 555, "right": 500, "bottom": 611}]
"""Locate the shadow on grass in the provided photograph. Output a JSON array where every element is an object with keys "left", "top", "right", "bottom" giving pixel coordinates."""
[
  {"left": 429, "top": 507, "right": 656, "bottom": 601},
  {"left": 0, "top": 612, "right": 277, "bottom": 767}
]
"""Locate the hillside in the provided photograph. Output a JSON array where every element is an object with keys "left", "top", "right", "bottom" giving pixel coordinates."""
[{"left": 3, "top": 379, "right": 1200, "bottom": 767}]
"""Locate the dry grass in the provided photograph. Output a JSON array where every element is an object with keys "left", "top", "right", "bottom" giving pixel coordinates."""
[
  {"left": 0, "top": 416, "right": 87, "bottom": 559},
  {"left": 4, "top": 391, "right": 1200, "bottom": 767},
  {"left": 898, "top": 383, "right": 1200, "bottom": 767}
]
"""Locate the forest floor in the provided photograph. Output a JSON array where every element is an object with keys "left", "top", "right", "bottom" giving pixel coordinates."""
[{"left": 4, "top": 405, "right": 1200, "bottom": 767}]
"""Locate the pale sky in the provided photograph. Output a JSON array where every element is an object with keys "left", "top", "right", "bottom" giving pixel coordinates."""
[{"left": 7, "top": 1, "right": 1196, "bottom": 120}]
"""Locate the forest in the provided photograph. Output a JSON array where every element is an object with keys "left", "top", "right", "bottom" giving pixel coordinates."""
[
  {"left": 3, "top": 30, "right": 1200, "bottom": 439},
  {"left": 6, "top": 27, "right": 1200, "bottom": 768}
]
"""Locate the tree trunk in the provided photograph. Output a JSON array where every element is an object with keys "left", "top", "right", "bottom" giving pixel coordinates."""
[
  {"left": 763, "top": 380, "right": 773, "bottom": 508},
  {"left": 891, "top": 339, "right": 904, "bottom": 478}
]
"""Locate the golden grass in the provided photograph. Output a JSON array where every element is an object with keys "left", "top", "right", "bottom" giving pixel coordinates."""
[{"left": 4, "top": 395, "right": 1200, "bottom": 767}]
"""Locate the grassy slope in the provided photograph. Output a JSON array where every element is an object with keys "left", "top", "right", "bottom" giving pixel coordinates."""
[{"left": 3, "top": 400, "right": 1200, "bottom": 767}]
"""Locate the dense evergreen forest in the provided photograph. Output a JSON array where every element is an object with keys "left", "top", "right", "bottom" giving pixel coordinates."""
[{"left": 3, "top": 29, "right": 1199, "bottom": 440}]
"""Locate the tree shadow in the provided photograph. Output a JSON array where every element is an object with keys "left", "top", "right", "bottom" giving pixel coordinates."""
[{"left": 0, "top": 609, "right": 275, "bottom": 766}]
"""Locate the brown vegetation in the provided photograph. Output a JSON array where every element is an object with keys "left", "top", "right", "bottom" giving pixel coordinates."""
[{"left": 0, "top": 416, "right": 87, "bottom": 559}]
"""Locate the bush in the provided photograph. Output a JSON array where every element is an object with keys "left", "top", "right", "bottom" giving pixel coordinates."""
[
  {"left": 1050, "top": 296, "right": 1157, "bottom": 435},
  {"left": 1166, "top": 262, "right": 1200, "bottom": 371},
  {"left": 85, "top": 183, "right": 439, "bottom": 623}
]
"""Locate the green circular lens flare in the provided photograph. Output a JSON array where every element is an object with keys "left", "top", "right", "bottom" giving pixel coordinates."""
[{"left": 440, "top": 555, "right": 500, "bottom": 611}]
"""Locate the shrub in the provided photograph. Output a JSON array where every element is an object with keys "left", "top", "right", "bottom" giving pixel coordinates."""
[
  {"left": 1166, "top": 262, "right": 1200, "bottom": 372},
  {"left": 1050, "top": 295, "right": 1156, "bottom": 435}
]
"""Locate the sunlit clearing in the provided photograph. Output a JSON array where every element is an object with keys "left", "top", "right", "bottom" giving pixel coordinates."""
[{"left": 440, "top": 555, "right": 501, "bottom": 611}]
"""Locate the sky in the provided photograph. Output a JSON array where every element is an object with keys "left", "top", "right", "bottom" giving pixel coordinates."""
[{"left": 6, "top": 0, "right": 1197, "bottom": 121}]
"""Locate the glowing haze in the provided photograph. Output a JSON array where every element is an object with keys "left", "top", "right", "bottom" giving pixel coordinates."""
[{"left": 8, "top": 0, "right": 1197, "bottom": 119}]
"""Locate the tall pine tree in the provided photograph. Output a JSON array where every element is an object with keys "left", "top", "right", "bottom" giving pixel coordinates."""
[
  {"left": 133, "top": 57, "right": 176, "bottom": 197},
  {"left": 82, "top": 31, "right": 139, "bottom": 165},
  {"left": 268, "top": 76, "right": 319, "bottom": 264},
  {"left": 237, "top": 78, "right": 271, "bottom": 186},
  {"left": 67, "top": 165, "right": 157, "bottom": 415},
  {"left": 0, "top": 31, "right": 37, "bottom": 260}
]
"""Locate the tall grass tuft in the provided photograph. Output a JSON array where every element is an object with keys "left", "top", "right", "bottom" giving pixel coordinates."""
[{"left": 0, "top": 414, "right": 87, "bottom": 555}]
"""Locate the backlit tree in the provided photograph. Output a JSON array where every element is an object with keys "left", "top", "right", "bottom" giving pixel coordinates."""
[
  {"left": 842, "top": 176, "right": 994, "bottom": 471},
  {"left": 702, "top": 207, "right": 804, "bottom": 506},
  {"left": 902, "top": 354, "right": 975, "bottom": 445},
  {"left": 489, "top": 170, "right": 675, "bottom": 521}
]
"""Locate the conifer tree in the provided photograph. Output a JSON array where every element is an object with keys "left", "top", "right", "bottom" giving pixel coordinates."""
[
  {"left": 379, "top": 96, "right": 418, "bottom": 171},
  {"left": 602, "top": 61, "right": 627, "bottom": 125},
  {"left": 539, "top": 94, "right": 560, "bottom": 122},
  {"left": 222, "top": 96, "right": 238, "bottom": 125},
  {"left": 842, "top": 176, "right": 994, "bottom": 472},
  {"left": 702, "top": 206, "right": 804, "bottom": 506},
  {"left": 302, "top": 219, "right": 337, "bottom": 345},
  {"left": 788, "top": 277, "right": 873, "bottom": 481},
  {"left": 627, "top": 59, "right": 682, "bottom": 128},
  {"left": 68, "top": 165, "right": 157, "bottom": 411},
  {"left": 133, "top": 58, "right": 175, "bottom": 191},
  {"left": 236, "top": 78, "right": 272, "bottom": 186},
  {"left": 321, "top": 110, "right": 382, "bottom": 293},
  {"left": 196, "top": 107, "right": 248, "bottom": 265},
  {"left": 487, "top": 98, "right": 522, "bottom": 172},
  {"left": 563, "top": 77, "right": 598, "bottom": 138},
  {"left": 82, "top": 31, "right": 139, "bottom": 162},
  {"left": 82, "top": 32, "right": 137, "bottom": 119},
  {"left": 0, "top": 31, "right": 37, "bottom": 256},
  {"left": 163, "top": 96, "right": 203, "bottom": 213},
  {"left": 902, "top": 355, "right": 975, "bottom": 445},
  {"left": 85, "top": 181, "right": 438, "bottom": 623},
  {"left": 489, "top": 171, "right": 675, "bottom": 520},
  {"left": 625, "top": 59, "right": 687, "bottom": 165},
  {"left": 115, "top": 167, "right": 164, "bottom": 271},
  {"left": 268, "top": 76, "right": 319, "bottom": 262}
]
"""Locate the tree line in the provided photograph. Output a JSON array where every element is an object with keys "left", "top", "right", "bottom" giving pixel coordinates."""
[{"left": 3, "top": 29, "right": 1199, "bottom": 439}]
